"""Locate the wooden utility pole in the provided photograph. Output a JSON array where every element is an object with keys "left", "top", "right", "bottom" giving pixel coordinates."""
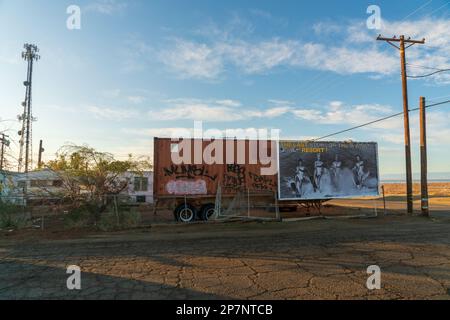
[
  {"left": 377, "top": 35, "right": 425, "bottom": 214},
  {"left": 420, "top": 97, "right": 429, "bottom": 217},
  {"left": 0, "top": 133, "right": 10, "bottom": 171},
  {"left": 38, "top": 139, "right": 44, "bottom": 169}
]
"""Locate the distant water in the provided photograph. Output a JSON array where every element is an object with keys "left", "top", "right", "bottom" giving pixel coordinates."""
[{"left": 382, "top": 179, "right": 450, "bottom": 184}]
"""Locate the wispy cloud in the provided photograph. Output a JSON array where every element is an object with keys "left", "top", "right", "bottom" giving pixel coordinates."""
[
  {"left": 86, "top": 105, "right": 138, "bottom": 121},
  {"left": 346, "top": 18, "right": 450, "bottom": 83},
  {"left": 312, "top": 21, "right": 343, "bottom": 35},
  {"left": 123, "top": 127, "right": 277, "bottom": 139},
  {"left": 100, "top": 88, "right": 149, "bottom": 104},
  {"left": 249, "top": 9, "right": 289, "bottom": 28},
  {"left": 160, "top": 39, "right": 223, "bottom": 79},
  {"left": 84, "top": 0, "right": 128, "bottom": 15},
  {"left": 160, "top": 33, "right": 397, "bottom": 79},
  {"left": 291, "top": 100, "right": 450, "bottom": 145},
  {"left": 127, "top": 96, "right": 146, "bottom": 104},
  {"left": 291, "top": 101, "right": 398, "bottom": 129},
  {"left": 85, "top": 97, "right": 399, "bottom": 127},
  {"left": 123, "top": 127, "right": 194, "bottom": 138},
  {"left": 101, "top": 89, "right": 121, "bottom": 99},
  {"left": 0, "top": 55, "right": 20, "bottom": 65},
  {"left": 148, "top": 98, "right": 291, "bottom": 122},
  {"left": 159, "top": 16, "right": 450, "bottom": 83},
  {"left": 63, "top": 98, "right": 329, "bottom": 124},
  {"left": 380, "top": 111, "right": 450, "bottom": 145},
  {"left": 118, "top": 36, "right": 155, "bottom": 73}
]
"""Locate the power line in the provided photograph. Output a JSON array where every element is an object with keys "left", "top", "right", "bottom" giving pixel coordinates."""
[
  {"left": 430, "top": 1, "right": 450, "bottom": 15},
  {"left": 400, "top": 0, "right": 433, "bottom": 21},
  {"left": 424, "top": 99, "right": 450, "bottom": 109},
  {"left": 427, "top": 94, "right": 450, "bottom": 104},
  {"left": 407, "top": 68, "right": 450, "bottom": 78},
  {"left": 406, "top": 63, "right": 448, "bottom": 71},
  {"left": 313, "top": 99, "right": 450, "bottom": 141}
]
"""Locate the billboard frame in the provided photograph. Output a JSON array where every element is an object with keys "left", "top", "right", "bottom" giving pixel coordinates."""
[{"left": 277, "top": 140, "right": 380, "bottom": 201}]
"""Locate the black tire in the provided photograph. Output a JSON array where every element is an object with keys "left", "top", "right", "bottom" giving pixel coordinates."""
[
  {"left": 200, "top": 204, "right": 216, "bottom": 221},
  {"left": 175, "top": 204, "right": 197, "bottom": 223}
]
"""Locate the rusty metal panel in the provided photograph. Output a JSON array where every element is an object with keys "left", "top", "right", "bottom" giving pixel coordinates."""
[{"left": 153, "top": 138, "right": 277, "bottom": 198}]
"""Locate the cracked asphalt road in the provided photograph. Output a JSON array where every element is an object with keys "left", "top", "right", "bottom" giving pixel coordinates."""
[{"left": 1, "top": 215, "right": 450, "bottom": 300}]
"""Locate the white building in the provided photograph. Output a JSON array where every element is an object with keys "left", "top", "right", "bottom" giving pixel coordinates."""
[
  {"left": 0, "top": 169, "right": 64, "bottom": 205},
  {"left": 120, "top": 171, "right": 154, "bottom": 204},
  {"left": 0, "top": 170, "right": 154, "bottom": 205}
]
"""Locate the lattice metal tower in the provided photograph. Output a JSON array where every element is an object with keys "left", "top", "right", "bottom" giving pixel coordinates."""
[{"left": 18, "top": 43, "right": 40, "bottom": 173}]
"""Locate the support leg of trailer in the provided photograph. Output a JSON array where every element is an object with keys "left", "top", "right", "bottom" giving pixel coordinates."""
[{"left": 152, "top": 199, "right": 159, "bottom": 216}]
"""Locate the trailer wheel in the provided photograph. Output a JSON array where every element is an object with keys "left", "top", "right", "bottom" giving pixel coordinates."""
[
  {"left": 175, "top": 204, "right": 196, "bottom": 223},
  {"left": 200, "top": 204, "right": 216, "bottom": 221}
]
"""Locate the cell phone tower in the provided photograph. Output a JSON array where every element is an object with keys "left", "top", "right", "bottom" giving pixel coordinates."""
[{"left": 18, "top": 43, "right": 40, "bottom": 173}]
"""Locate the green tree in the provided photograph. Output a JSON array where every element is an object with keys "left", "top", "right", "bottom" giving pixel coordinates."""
[{"left": 45, "top": 145, "right": 152, "bottom": 224}]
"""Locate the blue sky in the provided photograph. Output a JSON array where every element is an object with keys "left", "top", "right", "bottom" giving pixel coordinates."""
[{"left": 0, "top": 0, "right": 449, "bottom": 177}]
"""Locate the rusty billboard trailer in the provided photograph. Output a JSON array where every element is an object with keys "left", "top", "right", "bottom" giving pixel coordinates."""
[
  {"left": 153, "top": 138, "right": 278, "bottom": 198},
  {"left": 278, "top": 141, "right": 380, "bottom": 200},
  {"left": 154, "top": 138, "right": 380, "bottom": 200}
]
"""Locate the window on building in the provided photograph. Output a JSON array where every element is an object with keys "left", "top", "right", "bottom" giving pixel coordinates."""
[
  {"left": 17, "top": 181, "right": 26, "bottom": 189},
  {"left": 31, "top": 180, "right": 51, "bottom": 187},
  {"left": 134, "top": 177, "right": 149, "bottom": 192},
  {"left": 136, "top": 195, "right": 146, "bottom": 203},
  {"left": 29, "top": 180, "right": 63, "bottom": 188},
  {"left": 53, "top": 180, "right": 63, "bottom": 187}
]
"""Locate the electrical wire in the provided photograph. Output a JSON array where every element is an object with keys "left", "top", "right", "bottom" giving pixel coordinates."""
[
  {"left": 423, "top": 99, "right": 450, "bottom": 109},
  {"left": 427, "top": 94, "right": 450, "bottom": 104},
  {"left": 406, "top": 63, "right": 448, "bottom": 71},
  {"left": 406, "top": 63, "right": 450, "bottom": 78},
  {"left": 429, "top": 1, "right": 450, "bottom": 15},
  {"left": 407, "top": 68, "right": 450, "bottom": 78},
  {"left": 400, "top": 0, "right": 433, "bottom": 22},
  {"left": 313, "top": 99, "right": 450, "bottom": 141}
]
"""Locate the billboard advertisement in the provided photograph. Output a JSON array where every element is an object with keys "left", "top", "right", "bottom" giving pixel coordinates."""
[{"left": 278, "top": 141, "right": 379, "bottom": 200}]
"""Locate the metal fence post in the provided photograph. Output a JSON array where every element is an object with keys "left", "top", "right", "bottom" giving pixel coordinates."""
[
  {"left": 247, "top": 188, "right": 250, "bottom": 218},
  {"left": 275, "top": 191, "right": 281, "bottom": 222}
]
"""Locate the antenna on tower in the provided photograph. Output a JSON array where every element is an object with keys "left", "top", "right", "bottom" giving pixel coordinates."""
[{"left": 18, "top": 43, "right": 40, "bottom": 173}]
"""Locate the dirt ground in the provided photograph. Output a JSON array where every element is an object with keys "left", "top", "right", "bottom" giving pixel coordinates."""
[
  {"left": 382, "top": 182, "right": 450, "bottom": 197},
  {"left": 1, "top": 182, "right": 449, "bottom": 300},
  {"left": 1, "top": 213, "right": 450, "bottom": 300}
]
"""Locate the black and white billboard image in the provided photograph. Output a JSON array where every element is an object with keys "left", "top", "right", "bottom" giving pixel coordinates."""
[{"left": 278, "top": 141, "right": 379, "bottom": 200}]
